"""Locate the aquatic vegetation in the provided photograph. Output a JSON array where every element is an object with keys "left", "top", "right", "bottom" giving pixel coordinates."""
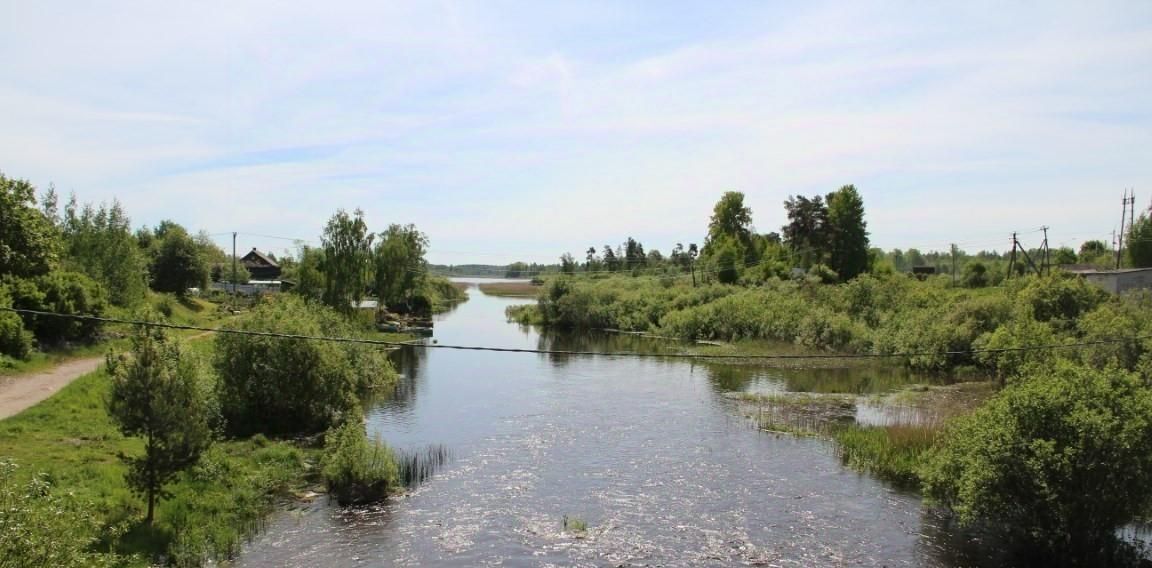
[{"left": 321, "top": 420, "right": 399, "bottom": 506}]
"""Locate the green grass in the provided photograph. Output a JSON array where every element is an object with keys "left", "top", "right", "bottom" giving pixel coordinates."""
[
  {"left": 833, "top": 424, "right": 940, "bottom": 488},
  {"left": 1, "top": 293, "right": 225, "bottom": 377},
  {"left": 0, "top": 343, "right": 318, "bottom": 566}
]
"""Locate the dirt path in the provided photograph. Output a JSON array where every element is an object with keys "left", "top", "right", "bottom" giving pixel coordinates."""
[
  {"left": 0, "top": 356, "right": 104, "bottom": 420},
  {"left": 0, "top": 331, "right": 216, "bottom": 421}
]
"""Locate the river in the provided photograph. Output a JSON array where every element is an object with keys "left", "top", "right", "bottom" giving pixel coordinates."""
[{"left": 236, "top": 279, "right": 1000, "bottom": 567}]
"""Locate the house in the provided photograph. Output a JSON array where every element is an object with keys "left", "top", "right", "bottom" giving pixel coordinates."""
[
  {"left": 241, "top": 248, "right": 282, "bottom": 280},
  {"left": 1068, "top": 267, "right": 1152, "bottom": 294}
]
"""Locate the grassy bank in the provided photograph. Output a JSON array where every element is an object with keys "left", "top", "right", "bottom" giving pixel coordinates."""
[
  {"left": 509, "top": 273, "right": 1122, "bottom": 375},
  {"left": 0, "top": 359, "right": 318, "bottom": 565},
  {"left": 478, "top": 281, "right": 540, "bottom": 297}
]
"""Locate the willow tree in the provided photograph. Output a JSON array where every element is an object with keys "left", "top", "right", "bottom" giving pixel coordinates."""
[{"left": 320, "top": 209, "right": 374, "bottom": 314}]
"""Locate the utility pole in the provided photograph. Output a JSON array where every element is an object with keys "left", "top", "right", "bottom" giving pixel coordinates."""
[
  {"left": 950, "top": 243, "right": 957, "bottom": 286},
  {"left": 232, "top": 232, "right": 238, "bottom": 311},
  {"left": 1008, "top": 233, "right": 1016, "bottom": 278},
  {"left": 1117, "top": 190, "right": 1130, "bottom": 270},
  {"left": 1040, "top": 226, "right": 1050, "bottom": 276}
]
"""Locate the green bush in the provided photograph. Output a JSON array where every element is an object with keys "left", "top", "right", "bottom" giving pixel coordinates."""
[
  {"left": 0, "top": 290, "right": 32, "bottom": 360},
  {"left": 2, "top": 271, "right": 107, "bottom": 346},
  {"left": 0, "top": 459, "right": 123, "bottom": 567},
  {"left": 922, "top": 363, "right": 1152, "bottom": 557},
  {"left": 321, "top": 420, "right": 398, "bottom": 505},
  {"left": 213, "top": 295, "right": 395, "bottom": 437}
]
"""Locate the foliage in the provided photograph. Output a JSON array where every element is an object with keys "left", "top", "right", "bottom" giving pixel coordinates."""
[
  {"left": 374, "top": 223, "right": 428, "bottom": 312},
  {"left": 824, "top": 185, "right": 870, "bottom": 281},
  {"left": 1126, "top": 211, "right": 1152, "bottom": 268},
  {"left": 705, "top": 191, "right": 754, "bottom": 255},
  {"left": 291, "top": 245, "right": 325, "bottom": 300},
  {"left": 782, "top": 194, "right": 828, "bottom": 268},
  {"left": 0, "top": 361, "right": 315, "bottom": 566},
  {"left": 0, "top": 289, "right": 33, "bottom": 360},
  {"left": 0, "top": 459, "right": 122, "bottom": 568},
  {"left": 213, "top": 295, "right": 395, "bottom": 437},
  {"left": 922, "top": 364, "right": 1152, "bottom": 557},
  {"left": 0, "top": 172, "right": 58, "bottom": 279},
  {"left": 320, "top": 209, "right": 374, "bottom": 314},
  {"left": 148, "top": 224, "right": 210, "bottom": 294},
  {"left": 711, "top": 237, "right": 742, "bottom": 284},
  {"left": 321, "top": 419, "right": 399, "bottom": 505},
  {"left": 834, "top": 424, "right": 938, "bottom": 487},
  {"left": 60, "top": 197, "right": 149, "bottom": 306},
  {"left": 2, "top": 271, "right": 107, "bottom": 345},
  {"left": 961, "top": 261, "right": 988, "bottom": 288},
  {"left": 106, "top": 323, "right": 215, "bottom": 525}
]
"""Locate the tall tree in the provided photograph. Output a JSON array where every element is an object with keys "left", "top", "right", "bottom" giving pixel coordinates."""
[
  {"left": 705, "top": 191, "right": 754, "bottom": 255},
  {"left": 148, "top": 223, "right": 209, "bottom": 294},
  {"left": 782, "top": 195, "right": 828, "bottom": 268},
  {"left": 107, "top": 324, "right": 214, "bottom": 526},
  {"left": 320, "top": 209, "right": 374, "bottom": 313},
  {"left": 1127, "top": 212, "right": 1152, "bottom": 268},
  {"left": 825, "top": 185, "right": 870, "bottom": 281},
  {"left": 559, "top": 253, "right": 577, "bottom": 275},
  {"left": 374, "top": 223, "right": 428, "bottom": 311},
  {"left": 0, "top": 172, "right": 58, "bottom": 278},
  {"left": 61, "top": 197, "right": 148, "bottom": 306}
]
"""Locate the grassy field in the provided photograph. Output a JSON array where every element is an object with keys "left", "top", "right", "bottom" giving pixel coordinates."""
[
  {"left": 0, "top": 327, "right": 319, "bottom": 565},
  {"left": 477, "top": 281, "right": 540, "bottom": 297}
]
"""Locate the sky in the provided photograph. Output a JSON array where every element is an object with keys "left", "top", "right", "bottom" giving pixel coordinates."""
[{"left": 1, "top": 1, "right": 1149, "bottom": 265}]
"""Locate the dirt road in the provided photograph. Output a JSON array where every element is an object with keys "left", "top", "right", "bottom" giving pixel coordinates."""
[{"left": 0, "top": 357, "right": 103, "bottom": 420}]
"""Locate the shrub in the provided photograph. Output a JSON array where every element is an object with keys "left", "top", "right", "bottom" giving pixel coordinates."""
[
  {"left": 0, "top": 290, "right": 32, "bottom": 359},
  {"left": 213, "top": 295, "right": 395, "bottom": 437},
  {"left": 321, "top": 420, "right": 398, "bottom": 505},
  {"left": 922, "top": 364, "right": 1152, "bottom": 558},
  {"left": 2, "top": 271, "right": 107, "bottom": 345},
  {"left": 0, "top": 459, "right": 122, "bottom": 567}
]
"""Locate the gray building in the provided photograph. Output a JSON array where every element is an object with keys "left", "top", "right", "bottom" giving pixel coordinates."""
[{"left": 1066, "top": 267, "right": 1152, "bottom": 294}]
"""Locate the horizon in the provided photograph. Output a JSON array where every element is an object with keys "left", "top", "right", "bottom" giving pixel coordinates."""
[{"left": 1, "top": 1, "right": 1148, "bottom": 265}]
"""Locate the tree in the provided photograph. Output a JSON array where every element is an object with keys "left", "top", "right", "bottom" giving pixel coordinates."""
[
  {"left": 291, "top": 245, "right": 325, "bottom": 300},
  {"left": 3, "top": 271, "right": 107, "bottom": 345},
  {"left": 0, "top": 173, "right": 59, "bottom": 278},
  {"left": 923, "top": 364, "right": 1152, "bottom": 559},
  {"left": 106, "top": 324, "right": 214, "bottom": 526},
  {"left": 825, "top": 185, "right": 870, "bottom": 281},
  {"left": 584, "top": 247, "right": 598, "bottom": 271},
  {"left": 213, "top": 295, "right": 393, "bottom": 436},
  {"left": 962, "top": 261, "right": 989, "bottom": 288},
  {"left": 1126, "top": 212, "right": 1152, "bottom": 268},
  {"left": 1050, "top": 247, "right": 1077, "bottom": 266},
  {"left": 602, "top": 245, "right": 620, "bottom": 272},
  {"left": 60, "top": 197, "right": 148, "bottom": 306},
  {"left": 320, "top": 209, "right": 374, "bottom": 314},
  {"left": 782, "top": 195, "right": 828, "bottom": 268},
  {"left": 706, "top": 191, "right": 754, "bottom": 252},
  {"left": 505, "top": 262, "right": 530, "bottom": 278},
  {"left": 148, "top": 224, "right": 209, "bottom": 294},
  {"left": 374, "top": 224, "right": 428, "bottom": 311},
  {"left": 559, "top": 253, "right": 577, "bottom": 275},
  {"left": 1078, "top": 240, "right": 1108, "bottom": 261},
  {"left": 712, "top": 238, "right": 741, "bottom": 284}
]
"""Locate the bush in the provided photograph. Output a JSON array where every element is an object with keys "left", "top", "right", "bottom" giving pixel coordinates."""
[
  {"left": 213, "top": 295, "right": 395, "bottom": 437},
  {"left": 0, "top": 290, "right": 32, "bottom": 359},
  {"left": 0, "top": 459, "right": 122, "bottom": 567},
  {"left": 2, "top": 271, "right": 107, "bottom": 346},
  {"left": 922, "top": 363, "right": 1152, "bottom": 558},
  {"left": 321, "top": 420, "right": 398, "bottom": 505}
]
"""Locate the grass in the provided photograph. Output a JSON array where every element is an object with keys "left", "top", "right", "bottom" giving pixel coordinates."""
[
  {"left": 833, "top": 423, "right": 940, "bottom": 488},
  {"left": 478, "top": 281, "right": 540, "bottom": 297},
  {"left": 1, "top": 293, "right": 226, "bottom": 377},
  {"left": 0, "top": 338, "right": 318, "bottom": 566}
]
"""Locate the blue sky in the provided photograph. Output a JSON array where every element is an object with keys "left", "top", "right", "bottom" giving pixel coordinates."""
[{"left": 1, "top": 1, "right": 1149, "bottom": 264}]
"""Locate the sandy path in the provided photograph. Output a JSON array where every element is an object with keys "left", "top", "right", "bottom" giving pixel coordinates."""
[
  {"left": 0, "top": 331, "right": 215, "bottom": 421},
  {"left": 0, "top": 357, "right": 104, "bottom": 420}
]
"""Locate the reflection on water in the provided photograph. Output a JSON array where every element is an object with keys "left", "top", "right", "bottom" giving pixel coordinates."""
[{"left": 237, "top": 281, "right": 1056, "bottom": 566}]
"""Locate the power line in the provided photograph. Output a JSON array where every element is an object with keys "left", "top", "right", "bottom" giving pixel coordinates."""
[{"left": 1, "top": 307, "right": 1146, "bottom": 362}]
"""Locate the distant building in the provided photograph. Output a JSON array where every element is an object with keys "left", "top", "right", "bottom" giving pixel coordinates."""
[
  {"left": 911, "top": 266, "right": 937, "bottom": 280},
  {"left": 241, "top": 248, "right": 282, "bottom": 280},
  {"left": 1066, "top": 267, "right": 1152, "bottom": 294}
]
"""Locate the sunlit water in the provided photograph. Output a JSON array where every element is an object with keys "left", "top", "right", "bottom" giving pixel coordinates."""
[{"left": 237, "top": 279, "right": 1007, "bottom": 566}]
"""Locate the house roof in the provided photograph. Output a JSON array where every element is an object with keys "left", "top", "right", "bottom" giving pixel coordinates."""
[{"left": 241, "top": 248, "right": 279, "bottom": 268}]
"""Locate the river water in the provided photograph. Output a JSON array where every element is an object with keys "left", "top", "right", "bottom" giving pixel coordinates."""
[{"left": 236, "top": 280, "right": 1000, "bottom": 567}]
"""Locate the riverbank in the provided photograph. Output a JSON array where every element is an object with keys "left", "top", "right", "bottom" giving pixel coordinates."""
[{"left": 477, "top": 280, "right": 539, "bottom": 297}]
